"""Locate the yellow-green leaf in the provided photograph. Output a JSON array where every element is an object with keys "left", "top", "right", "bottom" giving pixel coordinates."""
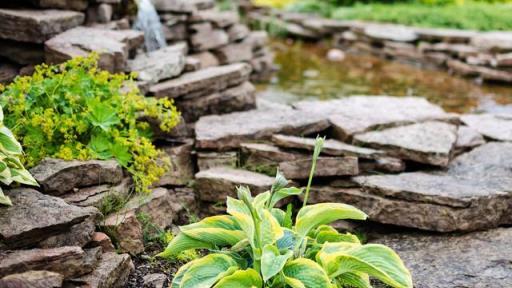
[
  {"left": 261, "top": 244, "right": 293, "bottom": 281},
  {"left": 181, "top": 215, "right": 245, "bottom": 247},
  {"left": 227, "top": 197, "right": 256, "bottom": 247},
  {"left": 282, "top": 258, "right": 332, "bottom": 288},
  {"left": 213, "top": 269, "right": 263, "bottom": 288},
  {"left": 157, "top": 233, "right": 214, "bottom": 259},
  {"left": 260, "top": 209, "right": 284, "bottom": 246},
  {"left": 179, "top": 254, "right": 239, "bottom": 288},
  {"left": 335, "top": 272, "right": 371, "bottom": 288}
]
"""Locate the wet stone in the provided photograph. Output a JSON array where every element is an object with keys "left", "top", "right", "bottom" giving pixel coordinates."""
[
  {"left": 374, "top": 228, "right": 512, "bottom": 287},
  {"left": 30, "top": 158, "right": 124, "bottom": 196},
  {"left": 195, "top": 167, "right": 274, "bottom": 202},
  {"left": 195, "top": 108, "right": 330, "bottom": 150},
  {"left": 150, "top": 63, "right": 251, "bottom": 99},
  {"left": 0, "top": 189, "right": 99, "bottom": 249},
  {"left": 0, "top": 270, "right": 63, "bottom": 288},
  {"left": 279, "top": 156, "right": 359, "bottom": 180},
  {"left": 68, "top": 252, "right": 134, "bottom": 288},
  {"left": 461, "top": 114, "right": 512, "bottom": 142},
  {"left": 294, "top": 96, "right": 455, "bottom": 141},
  {"left": 353, "top": 121, "right": 458, "bottom": 167},
  {"left": 0, "top": 9, "right": 84, "bottom": 43}
]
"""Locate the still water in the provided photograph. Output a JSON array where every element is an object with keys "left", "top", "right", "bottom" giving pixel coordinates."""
[{"left": 257, "top": 40, "right": 512, "bottom": 114}]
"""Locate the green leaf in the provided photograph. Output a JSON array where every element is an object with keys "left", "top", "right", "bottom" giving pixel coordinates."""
[
  {"left": 213, "top": 269, "right": 263, "bottom": 288},
  {"left": 261, "top": 245, "right": 293, "bottom": 281},
  {"left": 0, "top": 126, "right": 22, "bottom": 155},
  {"left": 227, "top": 197, "right": 256, "bottom": 247},
  {"left": 111, "top": 142, "right": 132, "bottom": 167},
  {"left": 276, "top": 229, "right": 296, "bottom": 251},
  {"left": 313, "top": 225, "right": 361, "bottom": 244},
  {"left": 181, "top": 215, "right": 246, "bottom": 247},
  {"left": 282, "top": 258, "right": 332, "bottom": 288},
  {"left": 178, "top": 254, "right": 239, "bottom": 288},
  {"left": 157, "top": 233, "right": 215, "bottom": 259},
  {"left": 86, "top": 101, "right": 120, "bottom": 131},
  {"left": 170, "top": 260, "right": 195, "bottom": 288},
  {"left": 271, "top": 170, "right": 288, "bottom": 194},
  {"left": 317, "top": 242, "right": 413, "bottom": 288},
  {"left": 260, "top": 209, "right": 284, "bottom": 246},
  {"left": 269, "top": 187, "right": 303, "bottom": 208},
  {"left": 0, "top": 187, "right": 12, "bottom": 206},
  {"left": 295, "top": 203, "right": 367, "bottom": 239},
  {"left": 335, "top": 272, "right": 371, "bottom": 288},
  {"left": 10, "top": 167, "right": 39, "bottom": 186},
  {"left": 88, "top": 133, "right": 113, "bottom": 160}
]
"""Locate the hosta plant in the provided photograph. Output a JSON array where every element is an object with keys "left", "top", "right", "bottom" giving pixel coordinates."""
[
  {"left": 0, "top": 105, "right": 38, "bottom": 206},
  {"left": 159, "top": 137, "right": 413, "bottom": 288}
]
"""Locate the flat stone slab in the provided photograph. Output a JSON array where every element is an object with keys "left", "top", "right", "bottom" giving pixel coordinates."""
[
  {"left": 0, "top": 246, "right": 95, "bottom": 278},
  {"left": 0, "top": 270, "right": 63, "bottom": 288},
  {"left": 62, "top": 178, "right": 132, "bottom": 209},
  {"left": 374, "top": 228, "right": 512, "bottom": 287},
  {"left": 353, "top": 121, "right": 458, "bottom": 167},
  {"left": 155, "top": 141, "right": 194, "bottom": 186},
  {"left": 102, "top": 211, "right": 144, "bottom": 255},
  {"left": 195, "top": 109, "right": 330, "bottom": 150},
  {"left": 195, "top": 167, "right": 274, "bottom": 202},
  {"left": 471, "top": 32, "right": 512, "bottom": 52},
  {"left": 349, "top": 142, "right": 512, "bottom": 231},
  {"left": 272, "top": 134, "right": 384, "bottom": 159},
  {"left": 0, "top": 189, "right": 99, "bottom": 249},
  {"left": 189, "top": 22, "right": 229, "bottom": 51},
  {"left": 197, "top": 151, "right": 238, "bottom": 171},
  {"left": 123, "top": 188, "right": 175, "bottom": 229},
  {"left": 363, "top": 24, "right": 418, "bottom": 43},
  {"left": 189, "top": 10, "right": 240, "bottom": 28},
  {"left": 30, "top": 158, "right": 123, "bottom": 196},
  {"left": 279, "top": 157, "right": 358, "bottom": 179},
  {"left": 45, "top": 27, "right": 144, "bottom": 72},
  {"left": 455, "top": 126, "right": 485, "bottom": 152},
  {"left": 414, "top": 27, "right": 477, "bottom": 43},
  {"left": 293, "top": 96, "right": 455, "bottom": 141},
  {"left": 461, "top": 114, "right": 512, "bottom": 142},
  {"left": 127, "top": 43, "right": 186, "bottom": 85},
  {"left": 241, "top": 142, "right": 307, "bottom": 175},
  {"left": 68, "top": 252, "right": 134, "bottom": 288},
  {"left": 0, "top": 9, "right": 84, "bottom": 43},
  {"left": 152, "top": 0, "right": 214, "bottom": 13},
  {"left": 149, "top": 63, "right": 252, "bottom": 99}
]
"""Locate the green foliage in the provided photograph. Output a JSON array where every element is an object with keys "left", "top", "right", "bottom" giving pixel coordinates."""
[
  {"left": 331, "top": 2, "right": 512, "bottom": 31},
  {"left": 0, "top": 54, "right": 181, "bottom": 193},
  {"left": 159, "top": 137, "right": 413, "bottom": 288},
  {"left": 0, "top": 105, "right": 38, "bottom": 205}
]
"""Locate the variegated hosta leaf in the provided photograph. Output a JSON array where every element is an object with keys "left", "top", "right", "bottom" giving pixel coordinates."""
[
  {"left": 313, "top": 225, "right": 361, "bottom": 244},
  {"left": 260, "top": 209, "right": 284, "bottom": 246},
  {"left": 10, "top": 167, "right": 38, "bottom": 186},
  {"left": 317, "top": 242, "right": 413, "bottom": 288},
  {"left": 178, "top": 254, "right": 239, "bottom": 288},
  {"left": 261, "top": 244, "right": 293, "bottom": 281},
  {"left": 271, "top": 170, "right": 288, "bottom": 193},
  {"left": 269, "top": 187, "right": 303, "bottom": 208},
  {"left": 253, "top": 191, "right": 270, "bottom": 211},
  {"left": 283, "top": 258, "right": 332, "bottom": 288},
  {"left": 171, "top": 260, "right": 195, "bottom": 288},
  {"left": 213, "top": 269, "right": 263, "bottom": 288},
  {"left": 180, "top": 215, "right": 245, "bottom": 247},
  {"left": 295, "top": 203, "right": 367, "bottom": 239},
  {"left": 0, "top": 187, "right": 12, "bottom": 206},
  {"left": 276, "top": 228, "right": 296, "bottom": 251},
  {"left": 335, "top": 272, "right": 371, "bottom": 288},
  {"left": 0, "top": 126, "right": 22, "bottom": 155},
  {"left": 227, "top": 197, "right": 256, "bottom": 247},
  {"left": 157, "top": 233, "right": 214, "bottom": 259}
]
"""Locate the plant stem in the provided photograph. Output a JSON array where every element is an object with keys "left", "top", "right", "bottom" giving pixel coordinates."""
[{"left": 302, "top": 136, "right": 324, "bottom": 207}]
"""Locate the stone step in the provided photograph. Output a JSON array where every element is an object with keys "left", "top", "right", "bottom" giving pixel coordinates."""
[
  {"left": 353, "top": 121, "right": 458, "bottom": 167},
  {"left": 461, "top": 113, "right": 512, "bottom": 142},
  {"left": 0, "top": 9, "right": 84, "bottom": 43},
  {"left": 293, "top": 96, "right": 456, "bottom": 141},
  {"left": 45, "top": 27, "right": 144, "bottom": 72},
  {"left": 373, "top": 227, "right": 512, "bottom": 287},
  {"left": 195, "top": 167, "right": 274, "bottom": 202},
  {"left": 62, "top": 178, "right": 133, "bottom": 209},
  {"left": 30, "top": 158, "right": 124, "bottom": 196},
  {"left": 241, "top": 142, "right": 306, "bottom": 175},
  {"left": 0, "top": 189, "right": 99, "bottom": 249},
  {"left": 279, "top": 157, "right": 359, "bottom": 180},
  {"left": 195, "top": 109, "right": 330, "bottom": 150},
  {"left": 344, "top": 142, "right": 512, "bottom": 232},
  {"left": 149, "top": 63, "right": 252, "bottom": 99}
]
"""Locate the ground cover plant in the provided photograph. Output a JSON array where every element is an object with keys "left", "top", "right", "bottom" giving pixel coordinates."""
[
  {"left": 159, "top": 137, "right": 413, "bottom": 288},
  {"left": 0, "top": 105, "right": 38, "bottom": 205},
  {"left": 0, "top": 54, "right": 180, "bottom": 193}
]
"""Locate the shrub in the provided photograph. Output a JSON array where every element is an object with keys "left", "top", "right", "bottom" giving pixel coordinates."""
[
  {"left": 0, "top": 54, "right": 180, "bottom": 193},
  {"left": 159, "top": 137, "right": 413, "bottom": 288},
  {"left": 0, "top": 104, "right": 38, "bottom": 206}
]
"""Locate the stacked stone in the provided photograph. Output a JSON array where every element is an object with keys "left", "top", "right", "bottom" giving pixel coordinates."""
[{"left": 248, "top": 9, "right": 512, "bottom": 84}]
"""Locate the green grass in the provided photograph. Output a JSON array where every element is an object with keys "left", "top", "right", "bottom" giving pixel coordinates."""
[{"left": 288, "top": 1, "right": 512, "bottom": 31}]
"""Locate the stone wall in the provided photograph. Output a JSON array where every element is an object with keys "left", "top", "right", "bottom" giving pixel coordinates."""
[{"left": 248, "top": 9, "right": 512, "bottom": 84}]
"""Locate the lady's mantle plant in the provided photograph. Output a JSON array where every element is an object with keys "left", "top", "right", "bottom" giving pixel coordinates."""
[
  {"left": 0, "top": 105, "right": 38, "bottom": 205},
  {"left": 0, "top": 54, "right": 180, "bottom": 193},
  {"left": 159, "top": 137, "right": 413, "bottom": 288}
]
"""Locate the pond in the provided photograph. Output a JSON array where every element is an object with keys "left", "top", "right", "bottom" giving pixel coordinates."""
[{"left": 257, "top": 40, "right": 512, "bottom": 114}]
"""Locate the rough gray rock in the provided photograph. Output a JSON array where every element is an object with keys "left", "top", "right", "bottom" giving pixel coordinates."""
[
  {"left": 62, "top": 178, "right": 133, "bottom": 209},
  {"left": 38, "top": 216, "right": 97, "bottom": 249},
  {"left": 189, "top": 22, "right": 229, "bottom": 51},
  {"left": 176, "top": 81, "right": 257, "bottom": 122},
  {"left": 0, "top": 270, "right": 63, "bottom": 288},
  {"left": 187, "top": 51, "right": 220, "bottom": 69},
  {"left": 0, "top": 189, "right": 99, "bottom": 249},
  {"left": 123, "top": 188, "right": 175, "bottom": 229},
  {"left": 0, "top": 246, "right": 96, "bottom": 278},
  {"left": 169, "top": 188, "right": 198, "bottom": 225},
  {"left": 30, "top": 158, "right": 124, "bottom": 196},
  {"left": 195, "top": 109, "right": 330, "bottom": 150},
  {"left": 32, "top": 0, "right": 89, "bottom": 10},
  {"left": 374, "top": 228, "right": 512, "bottom": 288},
  {"left": 353, "top": 121, "right": 458, "bottom": 167},
  {"left": 363, "top": 24, "right": 418, "bottom": 43},
  {"left": 228, "top": 24, "right": 250, "bottom": 42},
  {"left": 272, "top": 134, "right": 384, "bottom": 159},
  {"left": 414, "top": 27, "right": 477, "bottom": 43},
  {"left": 152, "top": 0, "right": 214, "bottom": 13},
  {"left": 0, "top": 9, "right": 84, "bottom": 43},
  {"left": 88, "top": 232, "right": 115, "bottom": 253},
  {"left": 195, "top": 167, "right": 274, "bottom": 202},
  {"left": 214, "top": 42, "right": 254, "bottom": 65},
  {"left": 293, "top": 96, "right": 455, "bottom": 141},
  {"left": 189, "top": 10, "right": 239, "bottom": 28},
  {"left": 68, "top": 252, "right": 134, "bottom": 288},
  {"left": 349, "top": 142, "right": 512, "bottom": 231},
  {"left": 461, "top": 114, "right": 512, "bottom": 142},
  {"left": 143, "top": 273, "right": 167, "bottom": 288},
  {"left": 102, "top": 210, "right": 144, "bottom": 255},
  {"left": 127, "top": 44, "right": 187, "bottom": 85},
  {"left": 241, "top": 142, "right": 306, "bottom": 175},
  {"left": 185, "top": 56, "right": 201, "bottom": 72},
  {"left": 155, "top": 141, "right": 194, "bottom": 187},
  {"left": 0, "top": 62, "right": 19, "bottom": 84},
  {"left": 471, "top": 31, "right": 512, "bottom": 52},
  {"left": 45, "top": 27, "right": 144, "bottom": 72},
  {"left": 455, "top": 126, "right": 485, "bottom": 152},
  {"left": 149, "top": 63, "right": 251, "bottom": 99},
  {"left": 0, "top": 40, "right": 44, "bottom": 65},
  {"left": 279, "top": 157, "right": 359, "bottom": 179},
  {"left": 197, "top": 151, "right": 238, "bottom": 171}
]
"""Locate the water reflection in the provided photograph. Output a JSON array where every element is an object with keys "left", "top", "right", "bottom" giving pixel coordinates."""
[{"left": 257, "top": 40, "right": 512, "bottom": 113}]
